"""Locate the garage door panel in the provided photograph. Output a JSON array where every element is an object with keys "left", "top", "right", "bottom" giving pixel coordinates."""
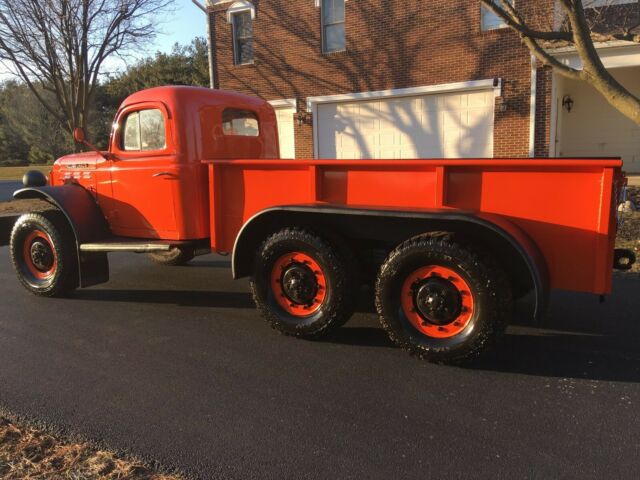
[{"left": 318, "top": 89, "right": 494, "bottom": 159}]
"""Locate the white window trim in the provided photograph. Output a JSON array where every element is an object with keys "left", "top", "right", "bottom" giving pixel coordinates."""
[
  {"left": 307, "top": 79, "right": 503, "bottom": 159},
  {"left": 314, "top": 0, "right": 348, "bottom": 7},
  {"left": 229, "top": 3, "right": 255, "bottom": 66},
  {"left": 226, "top": 1, "right": 255, "bottom": 23},
  {"left": 317, "top": 0, "right": 347, "bottom": 53}
]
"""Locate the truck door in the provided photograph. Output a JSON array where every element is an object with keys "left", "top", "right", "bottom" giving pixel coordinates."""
[{"left": 107, "top": 104, "right": 179, "bottom": 239}]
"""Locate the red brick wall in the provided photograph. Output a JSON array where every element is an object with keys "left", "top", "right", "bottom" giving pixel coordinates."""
[
  {"left": 209, "top": 0, "right": 554, "bottom": 159},
  {"left": 535, "top": 65, "right": 554, "bottom": 158}
]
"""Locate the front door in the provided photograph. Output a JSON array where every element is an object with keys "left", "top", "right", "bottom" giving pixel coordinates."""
[{"left": 107, "top": 103, "right": 179, "bottom": 239}]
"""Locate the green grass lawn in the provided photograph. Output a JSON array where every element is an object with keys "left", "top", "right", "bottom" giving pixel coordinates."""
[{"left": 0, "top": 165, "right": 52, "bottom": 181}]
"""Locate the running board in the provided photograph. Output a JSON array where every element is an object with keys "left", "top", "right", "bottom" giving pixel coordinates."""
[{"left": 80, "top": 239, "right": 184, "bottom": 253}]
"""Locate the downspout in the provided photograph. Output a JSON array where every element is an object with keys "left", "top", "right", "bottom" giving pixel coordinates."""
[{"left": 192, "top": 0, "right": 217, "bottom": 89}]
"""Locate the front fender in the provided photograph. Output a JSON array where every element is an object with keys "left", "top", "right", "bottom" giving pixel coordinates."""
[{"left": 14, "top": 184, "right": 111, "bottom": 287}]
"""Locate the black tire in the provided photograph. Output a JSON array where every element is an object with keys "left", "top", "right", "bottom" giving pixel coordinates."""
[
  {"left": 375, "top": 235, "right": 512, "bottom": 364},
  {"left": 10, "top": 211, "right": 78, "bottom": 297},
  {"left": 147, "top": 247, "right": 195, "bottom": 266},
  {"left": 250, "top": 228, "right": 358, "bottom": 338}
]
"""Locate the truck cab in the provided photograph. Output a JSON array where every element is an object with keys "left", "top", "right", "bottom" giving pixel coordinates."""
[{"left": 52, "top": 86, "right": 280, "bottom": 240}]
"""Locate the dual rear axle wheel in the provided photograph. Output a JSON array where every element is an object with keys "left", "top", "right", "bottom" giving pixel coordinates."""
[{"left": 251, "top": 229, "right": 512, "bottom": 364}]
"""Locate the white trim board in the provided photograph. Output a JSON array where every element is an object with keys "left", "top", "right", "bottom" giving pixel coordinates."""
[
  {"left": 268, "top": 98, "right": 297, "bottom": 109},
  {"left": 529, "top": 55, "right": 537, "bottom": 158},
  {"left": 306, "top": 79, "right": 503, "bottom": 112},
  {"left": 551, "top": 43, "right": 640, "bottom": 70}
]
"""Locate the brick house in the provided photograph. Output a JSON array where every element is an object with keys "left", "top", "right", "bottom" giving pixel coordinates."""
[{"left": 205, "top": 0, "right": 640, "bottom": 172}]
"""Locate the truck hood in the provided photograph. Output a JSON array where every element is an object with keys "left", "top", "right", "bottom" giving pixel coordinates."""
[{"left": 54, "top": 151, "right": 105, "bottom": 168}]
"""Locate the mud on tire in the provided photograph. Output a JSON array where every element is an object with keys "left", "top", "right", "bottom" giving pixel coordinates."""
[
  {"left": 250, "top": 228, "right": 358, "bottom": 338},
  {"left": 375, "top": 235, "right": 512, "bottom": 364}
]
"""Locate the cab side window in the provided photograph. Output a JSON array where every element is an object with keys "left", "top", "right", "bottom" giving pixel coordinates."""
[
  {"left": 222, "top": 109, "right": 260, "bottom": 137},
  {"left": 122, "top": 109, "right": 166, "bottom": 151}
]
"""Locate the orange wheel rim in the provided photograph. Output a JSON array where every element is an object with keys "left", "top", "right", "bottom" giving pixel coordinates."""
[
  {"left": 401, "top": 265, "right": 474, "bottom": 339},
  {"left": 22, "top": 230, "right": 57, "bottom": 280},
  {"left": 271, "top": 252, "right": 327, "bottom": 317}
]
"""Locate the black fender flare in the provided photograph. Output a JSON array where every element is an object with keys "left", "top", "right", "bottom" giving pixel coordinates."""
[
  {"left": 232, "top": 205, "right": 550, "bottom": 321},
  {"left": 13, "top": 184, "right": 111, "bottom": 287}
]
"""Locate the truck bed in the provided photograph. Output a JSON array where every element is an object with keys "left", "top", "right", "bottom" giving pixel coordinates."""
[{"left": 204, "top": 158, "right": 623, "bottom": 295}]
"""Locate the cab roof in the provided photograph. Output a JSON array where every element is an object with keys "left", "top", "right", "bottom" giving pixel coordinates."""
[{"left": 121, "top": 85, "right": 269, "bottom": 112}]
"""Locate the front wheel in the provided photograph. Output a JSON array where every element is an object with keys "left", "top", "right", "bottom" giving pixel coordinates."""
[
  {"left": 375, "top": 235, "right": 512, "bottom": 364},
  {"left": 250, "top": 228, "right": 358, "bottom": 338},
  {"left": 10, "top": 211, "right": 78, "bottom": 297}
]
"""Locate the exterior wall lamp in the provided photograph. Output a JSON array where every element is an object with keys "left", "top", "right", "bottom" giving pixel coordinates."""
[
  {"left": 562, "top": 95, "right": 574, "bottom": 113},
  {"left": 296, "top": 111, "right": 312, "bottom": 126}
]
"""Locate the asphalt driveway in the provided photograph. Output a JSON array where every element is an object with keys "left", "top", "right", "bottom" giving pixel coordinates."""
[
  {"left": 0, "top": 248, "right": 639, "bottom": 479},
  {"left": 0, "top": 181, "right": 20, "bottom": 202}
]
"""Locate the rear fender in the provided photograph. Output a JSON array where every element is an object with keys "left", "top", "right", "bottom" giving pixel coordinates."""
[
  {"left": 232, "top": 205, "right": 549, "bottom": 321},
  {"left": 13, "top": 184, "right": 111, "bottom": 287}
]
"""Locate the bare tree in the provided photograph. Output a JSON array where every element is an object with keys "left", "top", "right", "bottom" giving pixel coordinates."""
[
  {"left": 0, "top": 0, "right": 172, "bottom": 139},
  {"left": 482, "top": 0, "right": 640, "bottom": 125}
]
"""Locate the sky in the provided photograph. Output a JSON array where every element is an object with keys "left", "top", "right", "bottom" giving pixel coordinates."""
[
  {"left": 152, "top": 0, "right": 208, "bottom": 54},
  {"left": 0, "top": 0, "right": 208, "bottom": 79}
]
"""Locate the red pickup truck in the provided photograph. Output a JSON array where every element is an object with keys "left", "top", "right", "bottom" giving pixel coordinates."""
[{"left": 1, "top": 86, "right": 634, "bottom": 364}]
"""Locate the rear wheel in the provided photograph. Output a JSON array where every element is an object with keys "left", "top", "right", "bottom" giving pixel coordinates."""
[
  {"left": 147, "top": 247, "right": 195, "bottom": 266},
  {"left": 250, "top": 228, "right": 357, "bottom": 338},
  {"left": 375, "top": 235, "right": 512, "bottom": 364},
  {"left": 10, "top": 211, "right": 78, "bottom": 297}
]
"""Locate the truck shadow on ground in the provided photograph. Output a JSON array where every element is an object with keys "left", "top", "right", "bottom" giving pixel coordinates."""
[
  {"left": 74, "top": 274, "right": 640, "bottom": 383},
  {"left": 74, "top": 289, "right": 255, "bottom": 310}
]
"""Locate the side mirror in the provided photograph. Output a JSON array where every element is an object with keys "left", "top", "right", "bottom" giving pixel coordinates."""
[
  {"left": 71, "top": 127, "right": 111, "bottom": 161},
  {"left": 73, "top": 127, "right": 85, "bottom": 143}
]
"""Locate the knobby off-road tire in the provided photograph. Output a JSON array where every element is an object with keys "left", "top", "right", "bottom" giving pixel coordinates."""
[
  {"left": 147, "top": 247, "right": 195, "bottom": 266},
  {"left": 10, "top": 211, "right": 78, "bottom": 297},
  {"left": 250, "top": 228, "right": 358, "bottom": 339},
  {"left": 375, "top": 235, "right": 512, "bottom": 364}
]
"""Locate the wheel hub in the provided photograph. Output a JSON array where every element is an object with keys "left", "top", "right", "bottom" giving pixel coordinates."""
[
  {"left": 29, "top": 239, "right": 54, "bottom": 272},
  {"left": 281, "top": 263, "right": 319, "bottom": 306},
  {"left": 413, "top": 277, "right": 462, "bottom": 326}
]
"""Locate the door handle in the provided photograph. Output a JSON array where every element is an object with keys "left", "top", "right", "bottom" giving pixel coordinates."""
[{"left": 152, "top": 172, "right": 174, "bottom": 178}]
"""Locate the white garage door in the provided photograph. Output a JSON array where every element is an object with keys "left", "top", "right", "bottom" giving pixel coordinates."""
[
  {"left": 316, "top": 90, "right": 495, "bottom": 159},
  {"left": 271, "top": 102, "right": 296, "bottom": 159}
]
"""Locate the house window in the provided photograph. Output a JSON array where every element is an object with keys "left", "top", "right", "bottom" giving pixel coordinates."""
[
  {"left": 222, "top": 109, "right": 260, "bottom": 136},
  {"left": 232, "top": 10, "right": 253, "bottom": 65},
  {"left": 322, "top": 0, "right": 345, "bottom": 53},
  {"left": 122, "top": 109, "right": 166, "bottom": 152},
  {"left": 481, "top": 0, "right": 514, "bottom": 31}
]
